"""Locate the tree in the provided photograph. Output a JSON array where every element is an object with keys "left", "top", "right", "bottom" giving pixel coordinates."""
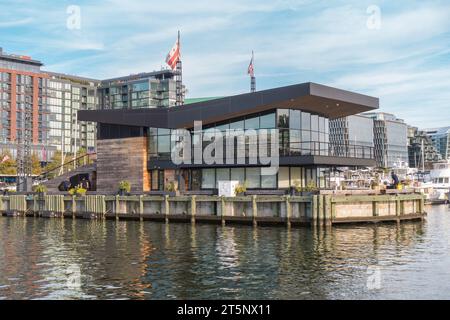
[
  {"left": 0, "top": 151, "right": 17, "bottom": 175},
  {"left": 31, "top": 152, "right": 42, "bottom": 175},
  {"left": 43, "top": 151, "right": 63, "bottom": 178}
]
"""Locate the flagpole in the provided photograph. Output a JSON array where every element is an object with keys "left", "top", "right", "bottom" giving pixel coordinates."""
[
  {"left": 176, "top": 30, "right": 183, "bottom": 106},
  {"left": 250, "top": 50, "right": 256, "bottom": 93}
]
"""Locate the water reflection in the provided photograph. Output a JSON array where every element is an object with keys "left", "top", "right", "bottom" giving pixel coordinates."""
[{"left": 0, "top": 205, "right": 449, "bottom": 299}]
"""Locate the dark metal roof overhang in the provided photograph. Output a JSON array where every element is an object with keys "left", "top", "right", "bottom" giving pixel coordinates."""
[{"left": 78, "top": 82, "right": 379, "bottom": 129}]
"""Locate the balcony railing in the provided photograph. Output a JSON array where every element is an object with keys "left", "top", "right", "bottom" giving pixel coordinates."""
[
  {"left": 281, "top": 141, "right": 374, "bottom": 159},
  {"left": 150, "top": 141, "right": 374, "bottom": 163}
]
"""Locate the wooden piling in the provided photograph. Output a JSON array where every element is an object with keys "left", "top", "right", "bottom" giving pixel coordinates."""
[
  {"left": 139, "top": 195, "right": 144, "bottom": 222},
  {"left": 191, "top": 195, "right": 196, "bottom": 224},
  {"left": 164, "top": 195, "right": 170, "bottom": 223},
  {"left": 252, "top": 195, "right": 257, "bottom": 227},
  {"left": 221, "top": 197, "right": 226, "bottom": 226},
  {"left": 285, "top": 195, "right": 291, "bottom": 228}
]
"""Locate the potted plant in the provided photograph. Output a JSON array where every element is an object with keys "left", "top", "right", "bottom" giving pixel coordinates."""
[
  {"left": 234, "top": 181, "right": 247, "bottom": 196},
  {"left": 69, "top": 186, "right": 87, "bottom": 197},
  {"left": 34, "top": 184, "right": 47, "bottom": 196},
  {"left": 165, "top": 181, "right": 178, "bottom": 196},
  {"left": 118, "top": 180, "right": 131, "bottom": 196},
  {"left": 302, "top": 181, "right": 318, "bottom": 195},
  {"left": 290, "top": 180, "right": 302, "bottom": 196},
  {"left": 75, "top": 186, "right": 87, "bottom": 196}
]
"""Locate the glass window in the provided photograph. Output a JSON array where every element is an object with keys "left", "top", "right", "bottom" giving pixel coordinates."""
[
  {"left": 311, "top": 115, "right": 319, "bottom": 131},
  {"left": 319, "top": 117, "right": 326, "bottom": 133},
  {"left": 132, "top": 82, "right": 149, "bottom": 91},
  {"left": 301, "top": 112, "right": 310, "bottom": 130},
  {"left": 158, "top": 128, "right": 170, "bottom": 135},
  {"left": 259, "top": 113, "right": 275, "bottom": 129},
  {"left": 245, "top": 116, "right": 259, "bottom": 129},
  {"left": 246, "top": 168, "right": 260, "bottom": 188},
  {"left": 202, "top": 169, "right": 215, "bottom": 189},
  {"left": 290, "top": 130, "right": 301, "bottom": 155},
  {"left": 261, "top": 173, "right": 277, "bottom": 188},
  {"left": 278, "top": 167, "right": 290, "bottom": 188},
  {"left": 191, "top": 169, "right": 202, "bottom": 190},
  {"left": 157, "top": 135, "right": 170, "bottom": 153},
  {"left": 216, "top": 123, "right": 229, "bottom": 132},
  {"left": 277, "top": 109, "right": 289, "bottom": 128},
  {"left": 230, "top": 120, "right": 244, "bottom": 130},
  {"left": 289, "top": 110, "right": 301, "bottom": 129},
  {"left": 216, "top": 168, "right": 230, "bottom": 188},
  {"left": 290, "top": 167, "right": 302, "bottom": 187},
  {"left": 231, "top": 168, "right": 245, "bottom": 184},
  {"left": 149, "top": 135, "right": 157, "bottom": 157},
  {"left": 151, "top": 170, "right": 159, "bottom": 190}
]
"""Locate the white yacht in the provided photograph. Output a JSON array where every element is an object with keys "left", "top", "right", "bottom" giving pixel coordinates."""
[{"left": 420, "top": 161, "right": 450, "bottom": 204}]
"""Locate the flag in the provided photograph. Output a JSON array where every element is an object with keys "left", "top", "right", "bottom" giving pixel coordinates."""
[
  {"left": 1, "top": 155, "right": 10, "bottom": 163},
  {"left": 166, "top": 36, "right": 180, "bottom": 70},
  {"left": 247, "top": 51, "right": 254, "bottom": 77}
]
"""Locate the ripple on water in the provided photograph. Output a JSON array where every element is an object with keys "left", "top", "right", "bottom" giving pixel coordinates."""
[{"left": 0, "top": 205, "right": 449, "bottom": 299}]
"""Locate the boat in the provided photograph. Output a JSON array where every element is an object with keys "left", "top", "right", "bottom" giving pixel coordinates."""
[{"left": 419, "top": 160, "right": 450, "bottom": 204}]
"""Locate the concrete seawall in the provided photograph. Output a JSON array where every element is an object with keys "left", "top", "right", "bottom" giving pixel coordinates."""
[{"left": 0, "top": 193, "right": 426, "bottom": 227}]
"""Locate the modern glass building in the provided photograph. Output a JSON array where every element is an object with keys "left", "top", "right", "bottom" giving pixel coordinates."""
[
  {"left": 424, "top": 126, "right": 450, "bottom": 160},
  {"left": 407, "top": 126, "right": 442, "bottom": 169},
  {"left": 98, "top": 70, "right": 185, "bottom": 110},
  {"left": 79, "top": 82, "right": 378, "bottom": 193},
  {"left": 362, "top": 112, "right": 408, "bottom": 168},
  {"left": 45, "top": 72, "right": 99, "bottom": 154},
  {"left": 329, "top": 115, "right": 374, "bottom": 159}
]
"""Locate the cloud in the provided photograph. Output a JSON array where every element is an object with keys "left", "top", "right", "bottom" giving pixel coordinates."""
[
  {"left": 0, "top": 17, "right": 33, "bottom": 27},
  {"left": 1, "top": 0, "right": 449, "bottom": 129}
]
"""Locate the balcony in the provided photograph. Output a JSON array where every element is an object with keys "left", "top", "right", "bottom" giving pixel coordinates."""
[{"left": 148, "top": 141, "right": 375, "bottom": 169}]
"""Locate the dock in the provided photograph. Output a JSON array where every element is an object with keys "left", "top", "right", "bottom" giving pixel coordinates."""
[{"left": 0, "top": 192, "right": 427, "bottom": 227}]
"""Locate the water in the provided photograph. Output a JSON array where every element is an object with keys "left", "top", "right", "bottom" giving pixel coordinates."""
[{"left": 0, "top": 205, "right": 449, "bottom": 300}]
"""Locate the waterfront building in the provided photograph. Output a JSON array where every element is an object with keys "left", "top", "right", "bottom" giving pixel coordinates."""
[
  {"left": 79, "top": 82, "right": 378, "bottom": 192},
  {"left": 423, "top": 126, "right": 450, "bottom": 160},
  {"left": 362, "top": 112, "right": 408, "bottom": 168},
  {"left": 407, "top": 126, "right": 441, "bottom": 170},
  {"left": 45, "top": 72, "right": 99, "bottom": 154},
  {"left": 0, "top": 47, "right": 56, "bottom": 161},
  {"left": 97, "top": 70, "right": 185, "bottom": 110}
]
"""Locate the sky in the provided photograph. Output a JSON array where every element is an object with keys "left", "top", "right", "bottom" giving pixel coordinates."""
[{"left": 0, "top": 0, "right": 449, "bottom": 129}]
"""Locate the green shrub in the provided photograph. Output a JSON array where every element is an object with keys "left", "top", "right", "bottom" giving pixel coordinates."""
[
  {"left": 292, "top": 180, "right": 302, "bottom": 192},
  {"left": 305, "top": 181, "right": 318, "bottom": 192},
  {"left": 234, "top": 181, "right": 248, "bottom": 194},
  {"left": 118, "top": 180, "right": 131, "bottom": 193},
  {"left": 165, "top": 181, "right": 177, "bottom": 192},
  {"left": 75, "top": 187, "right": 87, "bottom": 196},
  {"left": 34, "top": 184, "right": 47, "bottom": 193},
  {"left": 69, "top": 186, "right": 87, "bottom": 196}
]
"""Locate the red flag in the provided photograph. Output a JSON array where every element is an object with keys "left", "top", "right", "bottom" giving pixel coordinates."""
[
  {"left": 248, "top": 51, "right": 254, "bottom": 77},
  {"left": 166, "top": 37, "right": 180, "bottom": 70},
  {"left": 1, "top": 155, "right": 10, "bottom": 163}
]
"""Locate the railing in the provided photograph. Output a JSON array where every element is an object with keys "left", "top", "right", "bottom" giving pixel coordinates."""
[
  {"left": 283, "top": 142, "right": 374, "bottom": 159},
  {"left": 150, "top": 142, "right": 374, "bottom": 163},
  {"left": 15, "top": 153, "right": 96, "bottom": 190},
  {"left": 35, "top": 152, "right": 97, "bottom": 183}
]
